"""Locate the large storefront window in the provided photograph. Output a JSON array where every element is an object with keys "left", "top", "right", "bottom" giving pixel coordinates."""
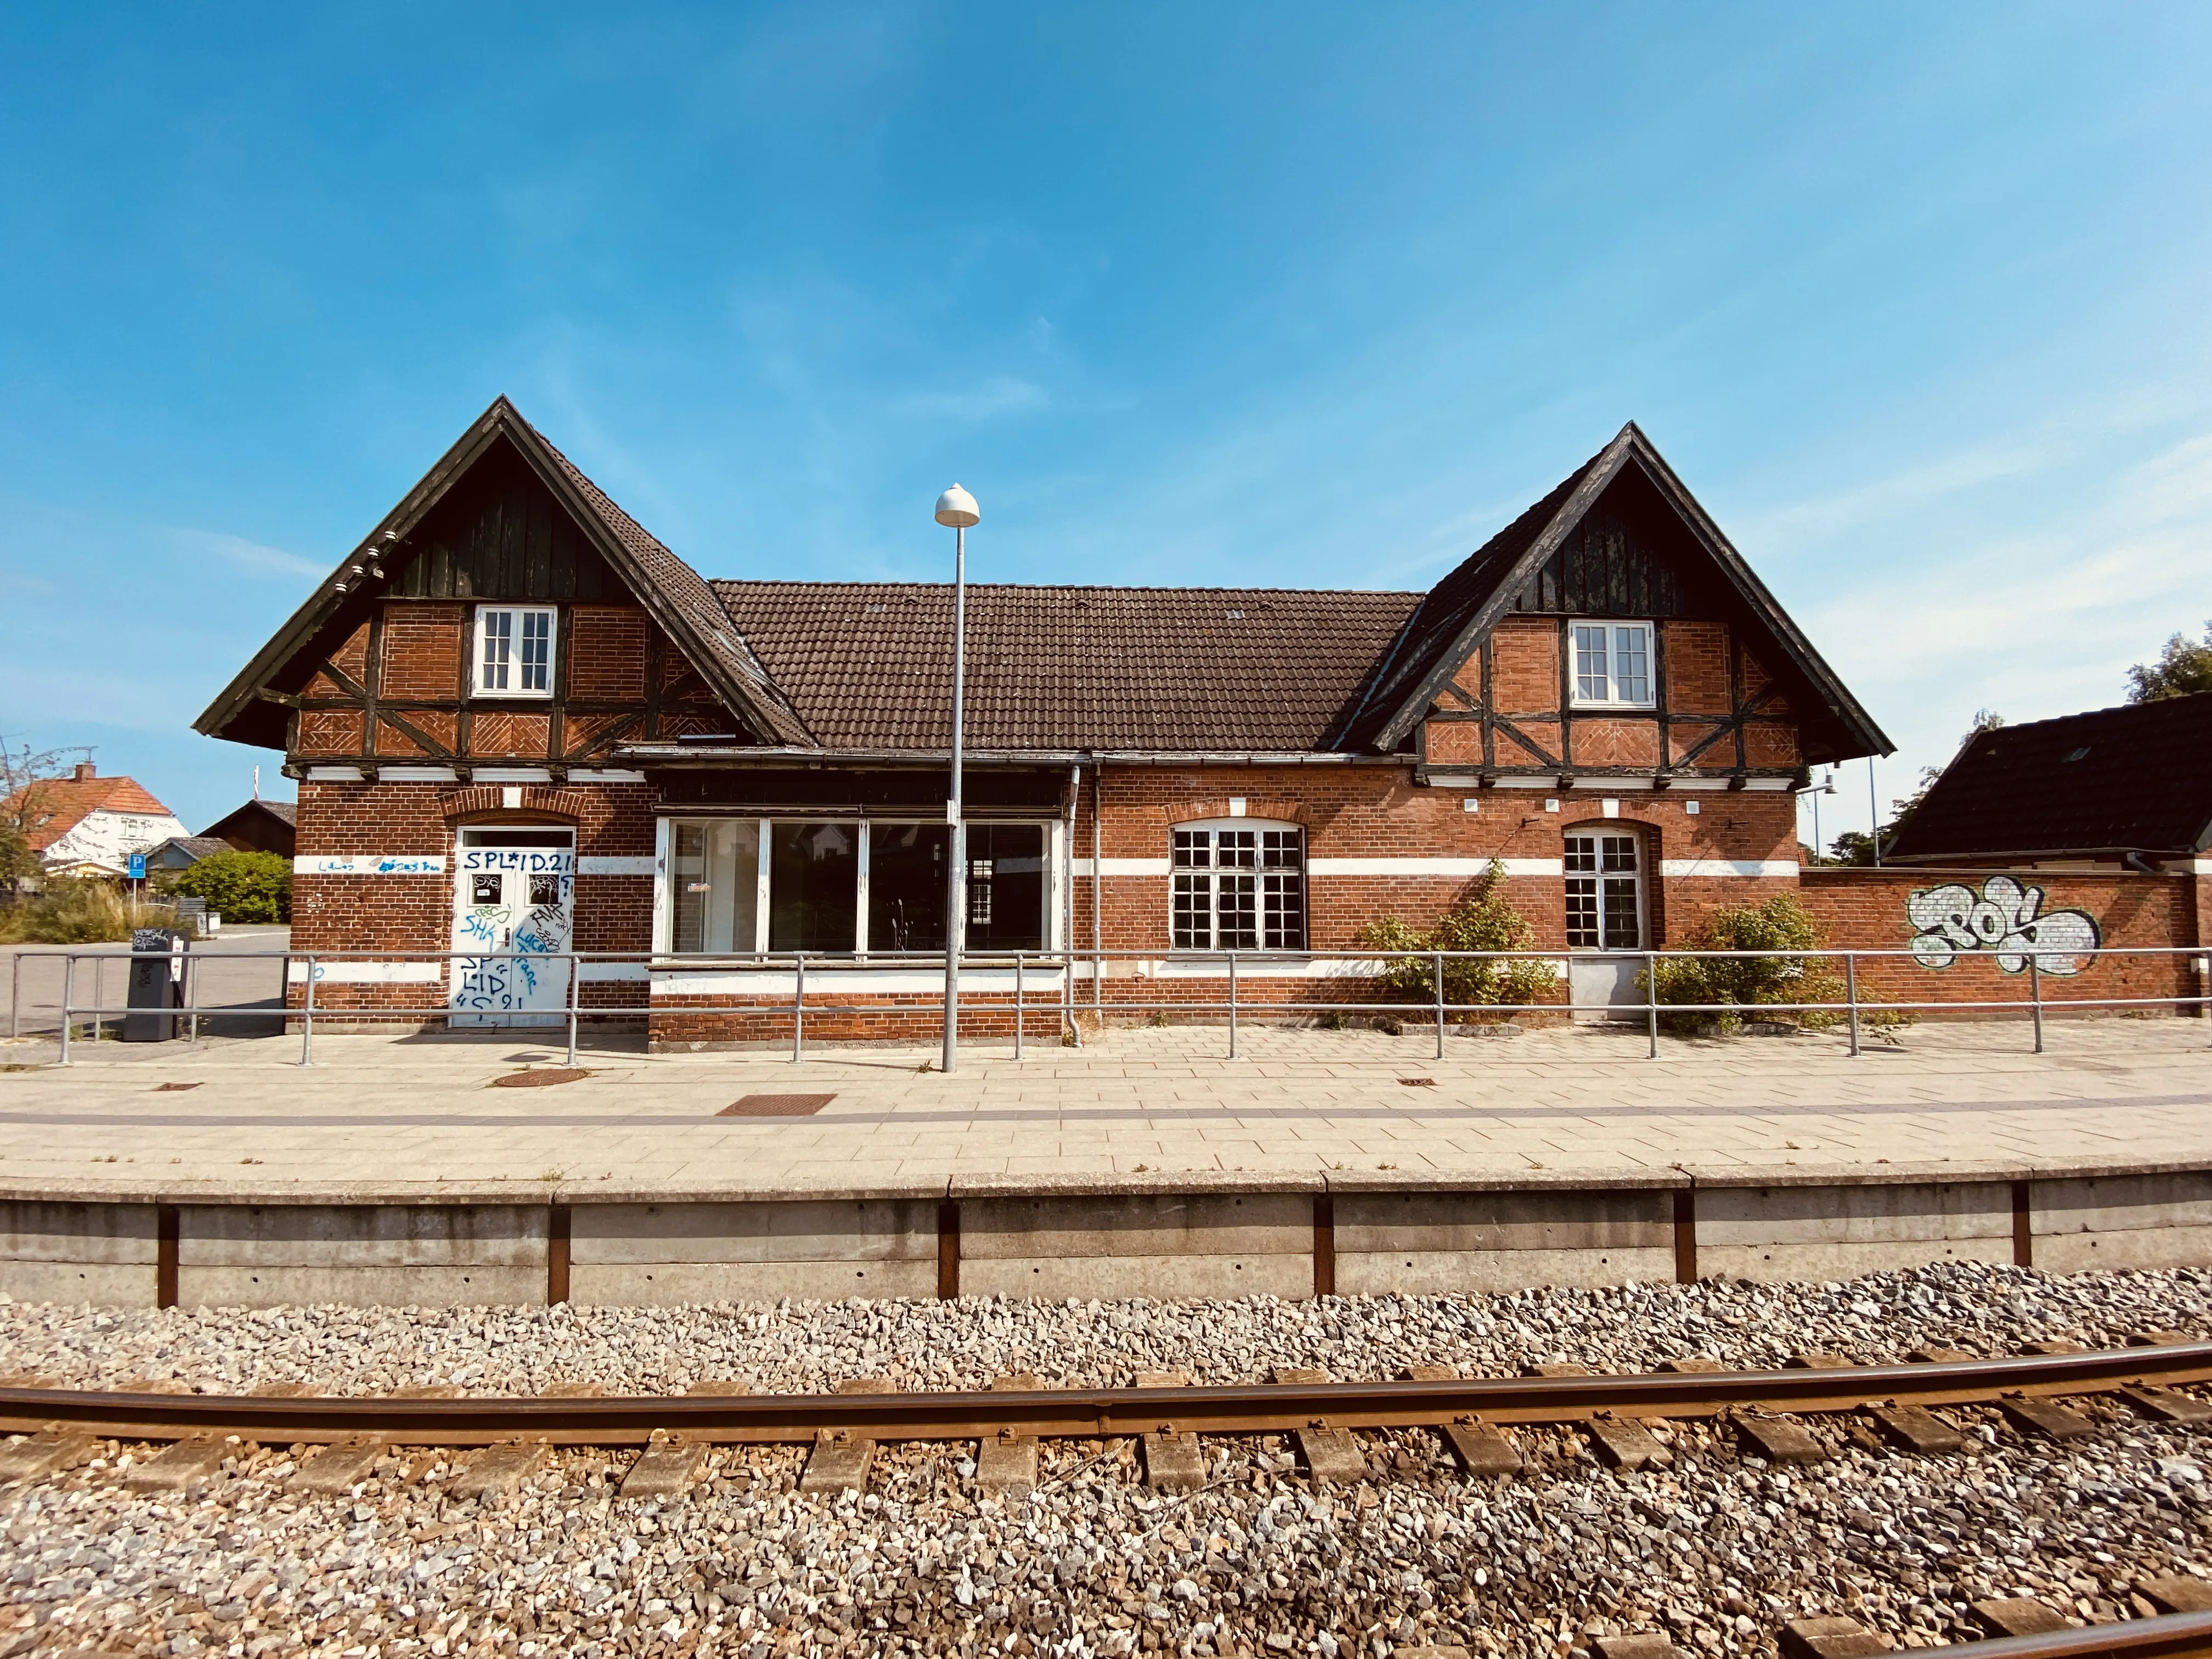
[
  {"left": 770, "top": 822, "right": 858, "bottom": 952},
  {"left": 662, "top": 817, "right": 1051, "bottom": 955},
  {"left": 671, "top": 820, "right": 759, "bottom": 953},
  {"left": 964, "top": 823, "right": 1046, "bottom": 952},
  {"left": 868, "top": 823, "right": 947, "bottom": 953}
]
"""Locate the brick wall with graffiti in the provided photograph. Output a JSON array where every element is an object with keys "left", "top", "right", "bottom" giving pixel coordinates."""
[{"left": 1797, "top": 868, "right": 2205, "bottom": 1018}]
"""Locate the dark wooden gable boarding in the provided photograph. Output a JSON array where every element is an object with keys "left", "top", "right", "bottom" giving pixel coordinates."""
[{"left": 387, "top": 436, "right": 623, "bottom": 603}]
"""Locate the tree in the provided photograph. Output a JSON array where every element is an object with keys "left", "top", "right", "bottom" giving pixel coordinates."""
[
  {"left": 1826, "top": 710, "right": 2003, "bottom": 865},
  {"left": 0, "top": 738, "right": 93, "bottom": 889},
  {"left": 2127, "top": 623, "right": 2212, "bottom": 702}
]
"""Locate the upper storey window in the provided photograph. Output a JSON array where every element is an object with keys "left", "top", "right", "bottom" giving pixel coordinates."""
[
  {"left": 476, "top": 606, "right": 556, "bottom": 698},
  {"left": 1570, "top": 620, "right": 1654, "bottom": 708}
]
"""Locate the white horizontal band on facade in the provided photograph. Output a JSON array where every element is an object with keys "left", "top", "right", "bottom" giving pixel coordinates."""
[
  {"left": 576, "top": 856, "right": 656, "bottom": 877},
  {"left": 294, "top": 854, "right": 448, "bottom": 875},
  {"left": 303, "top": 766, "right": 365, "bottom": 782},
  {"left": 1308, "top": 857, "right": 1565, "bottom": 877},
  {"left": 1069, "top": 856, "right": 1569, "bottom": 878},
  {"left": 2192, "top": 858, "right": 2212, "bottom": 876},
  {"left": 580, "top": 962, "right": 649, "bottom": 983},
  {"left": 471, "top": 768, "right": 553, "bottom": 783},
  {"left": 569, "top": 769, "right": 647, "bottom": 783},
  {"left": 1657, "top": 859, "right": 1799, "bottom": 878},
  {"left": 286, "top": 961, "right": 444, "bottom": 984},
  {"left": 378, "top": 766, "right": 461, "bottom": 782},
  {"left": 652, "top": 967, "right": 1066, "bottom": 997},
  {"left": 1069, "top": 858, "right": 1172, "bottom": 877}
]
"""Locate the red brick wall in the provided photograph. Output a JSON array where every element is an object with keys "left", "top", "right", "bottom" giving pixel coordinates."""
[
  {"left": 1798, "top": 867, "right": 2202, "bottom": 1018},
  {"left": 379, "top": 604, "right": 465, "bottom": 700}
]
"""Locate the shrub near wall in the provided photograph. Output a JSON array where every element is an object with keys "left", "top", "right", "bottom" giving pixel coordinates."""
[
  {"left": 171, "top": 850, "right": 291, "bottom": 924},
  {"left": 1797, "top": 868, "right": 2200, "bottom": 1019}
]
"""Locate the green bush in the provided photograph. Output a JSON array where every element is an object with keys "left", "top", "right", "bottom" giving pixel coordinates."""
[
  {"left": 170, "top": 849, "right": 291, "bottom": 924},
  {"left": 1358, "top": 860, "right": 1558, "bottom": 1017},
  {"left": 1643, "top": 891, "right": 1863, "bottom": 1032}
]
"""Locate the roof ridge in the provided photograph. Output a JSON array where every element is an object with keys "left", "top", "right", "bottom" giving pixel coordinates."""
[{"left": 708, "top": 578, "right": 1426, "bottom": 599}]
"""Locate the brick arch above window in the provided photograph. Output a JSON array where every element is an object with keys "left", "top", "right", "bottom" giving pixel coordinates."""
[
  {"left": 1155, "top": 799, "right": 1311, "bottom": 830},
  {"left": 438, "top": 785, "right": 592, "bottom": 823}
]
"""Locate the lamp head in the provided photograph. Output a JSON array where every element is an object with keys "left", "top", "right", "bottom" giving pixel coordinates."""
[{"left": 934, "top": 483, "right": 980, "bottom": 528}]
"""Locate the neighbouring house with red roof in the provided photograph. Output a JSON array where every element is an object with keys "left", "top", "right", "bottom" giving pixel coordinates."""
[
  {"left": 4, "top": 763, "right": 188, "bottom": 881},
  {"left": 189, "top": 397, "right": 1927, "bottom": 1039}
]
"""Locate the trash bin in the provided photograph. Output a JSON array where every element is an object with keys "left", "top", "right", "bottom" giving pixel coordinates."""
[{"left": 123, "top": 927, "right": 191, "bottom": 1042}]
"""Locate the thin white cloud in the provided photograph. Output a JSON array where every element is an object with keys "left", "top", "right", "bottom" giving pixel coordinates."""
[
  {"left": 171, "top": 528, "right": 322, "bottom": 581},
  {"left": 898, "top": 377, "right": 1050, "bottom": 422}
]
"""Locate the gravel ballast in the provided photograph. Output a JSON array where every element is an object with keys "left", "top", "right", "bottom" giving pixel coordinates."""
[{"left": 2, "top": 1261, "right": 2210, "bottom": 1659}]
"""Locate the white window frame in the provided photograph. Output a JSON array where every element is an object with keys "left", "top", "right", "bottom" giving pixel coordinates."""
[
  {"left": 1563, "top": 827, "right": 1645, "bottom": 951},
  {"left": 1170, "top": 819, "right": 1305, "bottom": 951},
  {"left": 1568, "top": 619, "right": 1656, "bottom": 709},
  {"left": 474, "top": 605, "right": 558, "bottom": 699}
]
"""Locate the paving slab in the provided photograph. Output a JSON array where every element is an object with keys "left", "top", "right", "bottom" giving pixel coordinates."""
[{"left": 0, "top": 1022, "right": 2207, "bottom": 1207}]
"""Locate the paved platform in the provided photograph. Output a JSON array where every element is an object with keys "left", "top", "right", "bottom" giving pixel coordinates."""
[{"left": 1, "top": 1017, "right": 2207, "bottom": 1202}]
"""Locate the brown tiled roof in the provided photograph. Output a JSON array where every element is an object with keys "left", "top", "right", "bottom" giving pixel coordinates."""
[
  {"left": 3, "top": 775, "right": 178, "bottom": 851},
  {"left": 712, "top": 581, "right": 1424, "bottom": 752}
]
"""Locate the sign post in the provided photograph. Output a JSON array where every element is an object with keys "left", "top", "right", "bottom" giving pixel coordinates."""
[{"left": 127, "top": 852, "right": 145, "bottom": 924}]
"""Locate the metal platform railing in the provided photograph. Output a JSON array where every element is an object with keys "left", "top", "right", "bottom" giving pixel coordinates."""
[{"left": 9, "top": 941, "right": 2210, "bottom": 1069}]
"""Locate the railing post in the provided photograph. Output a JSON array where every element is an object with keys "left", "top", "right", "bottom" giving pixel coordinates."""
[
  {"left": 1846, "top": 951, "right": 1861, "bottom": 1058},
  {"left": 1014, "top": 952, "right": 1025, "bottom": 1061},
  {"left": 300, "top": 953, "right": 317, "bottom": 1068},
  {"left": 565, "top": 952, "right": 580, "bottom": 1070},
  {"left": 59, "top": 954, "right": 73, "bottom": 1065},
  {"left": 793, "top": 953, "right": 805, "bottom": 1065},
  {"left": 1227, "top": 950, "right": 1238, "bottom": 1060},
  {"left": 2029, "top": 954, "right": 2044, "bottom": 1054},
  {"left": 91, "top": 955, "right": 103, "bottom": 1045},
  {"left": 184, "top": 946, "right": 199, "bottom": 1045},
  {"left": 1645, "top": 950, "right": 1658, "bottom": 1060},
  {"left": 1434, "top": 951, "right": 1446, "bottom": 1062},
  {"left": 8, "top": 951, "right": 19, "bottom": 1041}
]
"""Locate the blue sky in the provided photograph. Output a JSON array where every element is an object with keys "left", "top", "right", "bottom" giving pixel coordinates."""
[{"left": 3, "top": 4, "right": 2209, "bottom": 844}]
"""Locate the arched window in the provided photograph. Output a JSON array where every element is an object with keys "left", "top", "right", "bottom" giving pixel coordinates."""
[
  {"left": 1170, "top": 819, "right": 1305, "bottom": 950},
  {"left": 1563, "top": 825, "right": 1643, "bottom": 950}
]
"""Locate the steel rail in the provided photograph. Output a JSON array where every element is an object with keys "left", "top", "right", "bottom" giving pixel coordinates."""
[
  {"left": 4, "top": 1342, "right": 2209, "bottom": 1449},
  {"left": 1965, "top": 1612, "right": 2212, "bottom": 1659}
]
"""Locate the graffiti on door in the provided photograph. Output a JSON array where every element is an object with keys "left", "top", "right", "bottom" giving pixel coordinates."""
[
  {"left": 1906, "top": 875, "right": 2101, "bottom": 975},
  {"left": 451, "top": 848, "right": 574, "bottom": 1013}
]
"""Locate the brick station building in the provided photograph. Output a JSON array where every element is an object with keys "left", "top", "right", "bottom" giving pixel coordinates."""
[{"left": 198, "top": 398, "right": 1894, "bottom": 1042}]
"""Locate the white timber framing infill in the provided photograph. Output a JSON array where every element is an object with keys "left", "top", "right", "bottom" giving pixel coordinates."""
[{"left": 1452, "top": 775, "right": 1794, "bottom": 791}]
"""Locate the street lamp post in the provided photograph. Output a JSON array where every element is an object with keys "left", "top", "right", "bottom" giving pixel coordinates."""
[{"left": 934, "top": 483, "right": 980, "bottom": 1074}]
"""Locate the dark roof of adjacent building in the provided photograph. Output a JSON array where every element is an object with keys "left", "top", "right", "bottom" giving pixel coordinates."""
[
  {"left": 715, "top": 581, "right": 1423, "bottom": 752},
  {"left": 1885, "top": 695, "right": 2212, "bottom": 862},
  {"left": 156, "top": 836, "right": 236, "bottom": 865},
  {"left": 200, "top": 798, "right": 298, "bottom": 854}
]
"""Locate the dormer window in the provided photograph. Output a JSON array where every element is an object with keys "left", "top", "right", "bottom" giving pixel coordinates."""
[
  {"left": 1570, "top": 620, "right": 1654, "bottom": 708},
  {"left": 475, "top": 606, "right": 556, "bottom": 698}
]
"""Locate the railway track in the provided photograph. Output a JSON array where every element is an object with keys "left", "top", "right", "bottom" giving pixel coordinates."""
[{"left": 9, "top": 1338, "right": 2212, "bottom": 1659}]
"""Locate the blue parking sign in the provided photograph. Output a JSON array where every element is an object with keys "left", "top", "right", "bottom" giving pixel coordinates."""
[{"left": 127, "top": 853, "right": 145, "bottom": 880}]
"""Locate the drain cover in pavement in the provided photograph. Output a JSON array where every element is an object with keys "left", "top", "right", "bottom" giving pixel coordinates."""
[
  {"left": 491, "top": 1068, "right": 590, "bottom": 1089},
  {"left": 719, "top": 1093, "right": 836, "bottom": 1117}
]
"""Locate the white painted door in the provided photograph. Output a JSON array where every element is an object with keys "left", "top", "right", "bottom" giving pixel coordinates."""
[
  {"left": 1564, "top": 829, "right": 1646, "bottom": 1023},
  {"left": 449, "top": 828, "right": 575, "bottom": 1028}
]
